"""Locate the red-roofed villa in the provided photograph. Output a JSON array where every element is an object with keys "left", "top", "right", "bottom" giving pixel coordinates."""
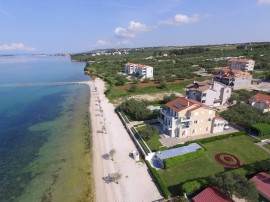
[
  {"left": 158, "top": 97, "right": 226, "bottom": 138},
  {"left": 249, "top": 93, "right": 270, "bottom": 113}
]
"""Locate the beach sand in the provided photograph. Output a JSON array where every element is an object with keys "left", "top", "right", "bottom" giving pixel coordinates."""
[{"left": 86, "top": 78, "right": 162, "bottom": 202}]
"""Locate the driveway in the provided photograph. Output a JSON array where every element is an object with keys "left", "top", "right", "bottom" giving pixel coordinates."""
[{"left": 159, "top": 124, "right": 240, "bottom": 147}]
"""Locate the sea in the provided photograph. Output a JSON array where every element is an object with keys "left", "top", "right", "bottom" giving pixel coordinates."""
[{"left": 0, "top": 55, "right": 93, "bottom": 201}]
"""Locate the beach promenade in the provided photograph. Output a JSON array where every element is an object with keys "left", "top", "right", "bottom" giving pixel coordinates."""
[{"left": 86, "top": 78, "right": 162, "bottom": 202}]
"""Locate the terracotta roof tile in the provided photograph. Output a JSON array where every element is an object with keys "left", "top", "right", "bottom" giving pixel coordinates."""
[
  {"left": 192, "top": 187, "right": 234, "bottom": 202},
  {"left": 166, "top": 97, "right": 212, "bottom": 112},
  {"left": 251, "top": 93, "right": 270, "bottom": 105},
  {"left": 251, "top": 172, "right": 270, "bottom": 200}
]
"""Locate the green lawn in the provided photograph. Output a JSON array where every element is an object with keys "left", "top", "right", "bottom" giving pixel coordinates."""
[
  {"left": 144, "top": 133, "right": 163, "bottom": 151},
  {"left": 264, "top": 143, "right": 270, "bottom": 150},
  {"left": 136, "top": 126, "right": 162, "bottom": 151},
  {"left": 158, "top": 135, "right": 270, "bottom": 192}
]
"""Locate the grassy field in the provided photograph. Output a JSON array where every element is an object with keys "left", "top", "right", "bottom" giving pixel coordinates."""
[
  {"left": 158, "top": 135, "right": 270, "bottom": 195},
  {"left": 107, "top": 77, "right": 208, "bottom": 101}
]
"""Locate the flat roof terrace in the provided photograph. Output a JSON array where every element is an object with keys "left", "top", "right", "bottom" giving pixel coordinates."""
[{"left": 158, "top": 143, "right": 202, "bottom": 160}]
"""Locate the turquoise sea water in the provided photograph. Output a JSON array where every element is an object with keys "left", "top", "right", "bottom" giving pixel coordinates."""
[{"left": 0, "top": 56, "right": 92, "bottom": 201}]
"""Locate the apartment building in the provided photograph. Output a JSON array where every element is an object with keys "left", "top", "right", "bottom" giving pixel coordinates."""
[
  {"left": 124, "top": 63, "right": 154, "bottom": 79},
  {"left": 249, "top": 93, "right": 270, "bottom": 113},
  {"left": 186, "top": 80, "right": 231, "bottom": 106},
  {"left": 213, "top": 68, "right": 252, "bottom": 90},
  {"left": 228, "top": 58, "right": 255, "bottom": 71},
  {"left": 158, "top": 97, "right": 225, "bottom": 138}
]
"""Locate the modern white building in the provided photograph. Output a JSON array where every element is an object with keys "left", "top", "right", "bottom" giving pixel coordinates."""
[
  {"left": 228, "top": 58, "right": 255, "bottom": 71},
  {"left": 186, "top": 80, "right": 232, "bottom": 106},
  {"left": 124, "top": 63, "right": 154, "bottom": 79}
]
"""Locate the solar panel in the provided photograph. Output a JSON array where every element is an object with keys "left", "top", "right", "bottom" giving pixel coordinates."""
[
  {"left": 159, "top": 143, "right": 202, "bottom": 160},
  {"left": 173, "top": 102, "right": 182, "bottom": 109}
]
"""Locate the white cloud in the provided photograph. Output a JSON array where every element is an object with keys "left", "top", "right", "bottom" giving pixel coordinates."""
[
  {"left": 158, "top": 13, "right": 200, "bottom": 25},
  {"left": 114, "top": 21, "right": 150, "bottom": 38},
  {"left": 258, "top": 0, "right": 270, "bottom": 5},
  {"left": 0, "top": 43, "right": 36, "bottom": 51},
  {"left": 94, "top": 39, "right": 111, "bottom": 47}
]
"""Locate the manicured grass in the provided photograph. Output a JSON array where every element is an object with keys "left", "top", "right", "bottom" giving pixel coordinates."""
[
  {"left": 131, "top": 128, "right": 151, "bottom": 154},
  {"left": 158, "top": 135, "right": 270, "bottom": 189},
  {"left": 136, "top": 126, "right": 162, "bottom": 151},
  {"left": 264, "top": 143, "right": 270, "bottom": 150},
  {"left": 144, "top": 133, "right": 162, "bottom": 151}
]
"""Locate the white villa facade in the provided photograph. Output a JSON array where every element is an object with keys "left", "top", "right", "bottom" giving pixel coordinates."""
[
  {"left": 124, "top": 63, "right": 154, "bottom": 79},
  {"left": 158, "top": 97, "right": 225, "bottom": 138}
]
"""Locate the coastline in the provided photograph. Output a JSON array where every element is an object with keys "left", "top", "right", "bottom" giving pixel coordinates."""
[{"left": 85, "top": 79, "right": 162, "bottom": 201}]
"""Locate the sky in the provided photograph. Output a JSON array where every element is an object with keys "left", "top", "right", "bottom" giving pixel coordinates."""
[{"left": 0, "top": 0, "right": 270, "bottom": 53}]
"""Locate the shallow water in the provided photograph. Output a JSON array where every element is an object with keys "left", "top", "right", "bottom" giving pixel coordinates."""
[{"left": 0, "top": 56, "right": 92, "bottom": 201}]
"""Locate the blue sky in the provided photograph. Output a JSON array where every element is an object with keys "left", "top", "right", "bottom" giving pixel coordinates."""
[{"left": 0, "top": 0, "right": 270, "bottom": 53}]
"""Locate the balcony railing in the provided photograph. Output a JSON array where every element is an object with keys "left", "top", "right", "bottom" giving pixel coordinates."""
[
  {"left": 180, "top": 117, "right": 190, "bottom": 122},
  {"left": 160, "top": 109, "right": 178, "bottom": 118},
  {"left": 158, "top": 117, "right": 172, "bottom": 130}
]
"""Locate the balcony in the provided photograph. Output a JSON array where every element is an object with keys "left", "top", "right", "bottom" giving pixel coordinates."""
[
  {"left": 181, "top": 125, "right": 190, "bottom": 129},
  {"left": 180, "top": 117, "right": 190, "bottom": 122},
  {"left": 158, "top": 117, "right": 172, "bottom": 130},
  {"left": 160, "top": 109, "right": 178, "bottom": 118}
]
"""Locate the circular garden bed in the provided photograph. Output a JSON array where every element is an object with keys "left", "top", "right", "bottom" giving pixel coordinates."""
[{"left": 215, "top": 153, "right": 241, "bottom": 168}]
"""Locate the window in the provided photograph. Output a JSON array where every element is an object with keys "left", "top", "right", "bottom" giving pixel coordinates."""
[
  {"left": 202, "top": 93, "right": 207, "bottom": 97},
  {"left": 192, "top": 129, "right": 196, "bottom": 134},
  {"left": 208, "top": 118, "right": 212, "bottom": 122},
  {"left": 195, "top": 112, "right": 198, "bottom": 116},
  {"left": 194, "top": 120, "right": 198, "bottom": 124},
  {"left": 202, "top": 100, "right": 206, "bottom": 103},
  {"left": 206, "top": 127, "right": 209, "bottom": 131}
]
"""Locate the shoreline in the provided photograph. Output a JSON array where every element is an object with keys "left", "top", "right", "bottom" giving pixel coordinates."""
[{"left": 85, "top": 79, "right": 162, "bottom": 202}]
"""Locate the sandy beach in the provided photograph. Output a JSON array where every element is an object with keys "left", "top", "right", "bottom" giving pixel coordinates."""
[{"left": 86, "top": 78, "right": 162, "bottom": 202}]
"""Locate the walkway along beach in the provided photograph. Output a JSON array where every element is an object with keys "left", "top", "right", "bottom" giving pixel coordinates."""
[{"left": 86, "top": 78, "right": 162, "bottom": 202}]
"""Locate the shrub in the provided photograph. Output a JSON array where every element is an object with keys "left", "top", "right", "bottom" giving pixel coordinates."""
[
  {"left": 163, "top": 149, "right": 206, "bottom": 169},
  {"left": 181, "top": 179, "right": 207, "bottom": 195},
  {"left": 118, "top": 99, "right": 151, "bottom": 120},
  {"left": 146, "top": 161, "right": 171, "bottom": 198},
  {"left": 250, "top": 123, "right": 270, "bottom": 137},
  {"left": 139, "top": 125, "right": 159, "bottom": 140}
]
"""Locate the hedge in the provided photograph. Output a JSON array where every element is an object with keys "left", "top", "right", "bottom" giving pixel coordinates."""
[
  {"left": 169, "top": 132, "right": 245, "bottom": 151},
  {"left": 181, "top": 179, "right": 208, "bottom": 195},
  {"left": 250, "top": 123, "right": 270, "bottom": 137},
  {"left": 146, "top": 161, "right": 171, "bottom": 198},
  {"left": 163, "top": 149, "right": 206, "bottom": 169},
  {"left": 197, "top": 131, "right": 245, "bottom": 144}
]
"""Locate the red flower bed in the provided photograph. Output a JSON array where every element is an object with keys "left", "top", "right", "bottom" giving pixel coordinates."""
[{"left": 215, "top": 153, "right": 241, "bottom": 168}]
